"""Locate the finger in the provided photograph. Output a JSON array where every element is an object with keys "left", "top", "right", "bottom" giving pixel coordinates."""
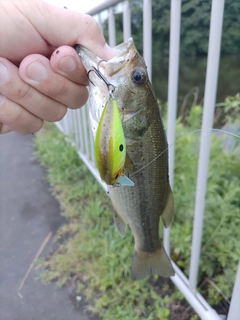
[
  {"left": 20, "top": 54, "right": 88, "bottom": 109},
  {"left": 0, "top": 94, "right": 43, "bottom": 134},
  {"left": 16, "top": 0, "right": 116, "bottom": 60},
  {"left": 0, "top": 58, "right": 67, "bottom": 121},
  {"left": 50, "top": 46, "right": 88, "bottom": 85},
  {"left": 0, "top": 1, "right": 56, "bottom": 64}
]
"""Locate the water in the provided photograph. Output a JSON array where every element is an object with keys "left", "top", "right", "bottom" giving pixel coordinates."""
[{"left": 152, "top": 54, "right": 240, "bottom": 111}]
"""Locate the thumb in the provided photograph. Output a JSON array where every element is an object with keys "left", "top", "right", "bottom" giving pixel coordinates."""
[{"left": 21, "top": 0, "right": 116, "bottom": 60}]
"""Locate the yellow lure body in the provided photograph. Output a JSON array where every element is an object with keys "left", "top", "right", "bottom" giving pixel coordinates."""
[{"left": 94, "top": 99, "right": 126, "bottom": 185}]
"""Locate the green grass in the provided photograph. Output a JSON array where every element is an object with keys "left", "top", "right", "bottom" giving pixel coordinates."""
[{"left": 34, "top": 103, "right": 240, "bottom": 319}]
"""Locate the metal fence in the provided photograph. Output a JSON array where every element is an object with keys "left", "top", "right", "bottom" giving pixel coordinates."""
[{"left": 56, "top": 1, "right": 240, "bottom": 319}]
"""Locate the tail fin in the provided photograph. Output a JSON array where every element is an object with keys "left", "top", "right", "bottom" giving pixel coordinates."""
[{"left": 131, "top": 246, "right": 175, "bottom": 280}]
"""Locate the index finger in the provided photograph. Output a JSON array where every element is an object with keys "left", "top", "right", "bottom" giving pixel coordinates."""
[{"left": 17, "top": 0, "right": 116, "bottom": 60}]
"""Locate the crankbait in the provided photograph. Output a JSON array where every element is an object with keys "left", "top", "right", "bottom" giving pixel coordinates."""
[
  {"left": 95, "top": 98, "right": 130, "bottom": 185},
  {"left": 85, "top": 61, "right": 134, "bottom": 186}
]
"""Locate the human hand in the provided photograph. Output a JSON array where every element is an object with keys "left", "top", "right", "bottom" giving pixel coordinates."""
[{"left": 0, "top": 0, "right": 115, "bottom": 134}]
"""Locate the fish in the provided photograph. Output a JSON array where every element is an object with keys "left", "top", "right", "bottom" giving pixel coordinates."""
[{"left": 77, "top": 37, "right": 175, "bottom": 280}]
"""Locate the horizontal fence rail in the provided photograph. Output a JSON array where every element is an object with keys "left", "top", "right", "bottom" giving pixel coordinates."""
[{"left": 56, "top": 0, "right": 240, "bottom": 319}]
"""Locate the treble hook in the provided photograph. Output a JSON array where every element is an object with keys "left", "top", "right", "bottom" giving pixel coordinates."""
[
  {"left": 74, "top": 43, "right": 116, "bottom": 97},
  {"left": 87, "top": 59, "right": 106, "bottom": 86},
  {"left": 87, "top": 60, "right": 115, "bottom": 98}
]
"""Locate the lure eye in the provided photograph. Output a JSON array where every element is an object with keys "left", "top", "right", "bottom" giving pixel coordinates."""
[
  {"left": 132, "top": 68, "right": 146, "bottom": 86},
  {"left": 119, "top": 144, "right": 124, "bottom": 152}
]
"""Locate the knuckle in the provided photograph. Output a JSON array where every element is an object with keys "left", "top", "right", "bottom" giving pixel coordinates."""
[
  {"left": 47, "top": 78, "right": 68, "bottom": 98},
  {"left": 83, "top": 14, "right": 95, "bottom": 27},
  {"left": 82, "top": 14, "right": 101, "bottom": 37},
  {"left": 10, "top": 105, "right": 23, "bottom": 124},
  {"left": 16, "top": 83, "right": 33, "bottom": 101},
  {"left": 86, "top": 14, "right": 98, "bottom": 29},
  {"left": 0, "top": 94, "right": 44, "bottom": 135}
]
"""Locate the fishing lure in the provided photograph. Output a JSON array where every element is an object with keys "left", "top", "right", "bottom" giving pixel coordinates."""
[
  {"left": 95, "top": 98, "right": 133, "bottom": 186},
  {"left": 84, "top": 60, "right": 134, "bottom": 186}
]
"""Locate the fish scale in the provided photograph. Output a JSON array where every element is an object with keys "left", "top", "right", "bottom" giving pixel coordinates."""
[{"left": 77, "top": 37, "right": 175, "bottom": 280}]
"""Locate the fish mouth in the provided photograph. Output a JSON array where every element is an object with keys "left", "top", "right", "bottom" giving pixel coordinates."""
[{"left": 78, "top": 37, "right": 137, "bottom": 76}]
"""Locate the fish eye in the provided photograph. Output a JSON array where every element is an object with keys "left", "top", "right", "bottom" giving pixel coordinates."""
[
  {"left": 132, "top": 68, "right": 146, "bottom": 86},
  {"left": 115, "top": 173, "right": 119, "bottom": 179}
]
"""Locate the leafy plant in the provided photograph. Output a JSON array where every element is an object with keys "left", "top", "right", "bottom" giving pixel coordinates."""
[
  {"left": 171, "top": 105, "right": 240, "bottom": 305},
  {"left": 215, "top": 93, "right": 240, "bottom": 126}
]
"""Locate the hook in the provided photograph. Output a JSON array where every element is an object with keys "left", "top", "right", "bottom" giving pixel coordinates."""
[
  {"left": 87, "top": 60, "right": 115, "bottom": 98},
  {"left": 74, "top": 45, "right": 115, "bottom": 97}
]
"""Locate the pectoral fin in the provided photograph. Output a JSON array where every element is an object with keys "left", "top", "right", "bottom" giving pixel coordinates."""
[
  {"left": 161, "top": 184, "right": 174, "bottom": 228},
  {"left": 116, "top": 175, "right": 134, "bottom": 186},
  {"left": 112, "top": 210, "right": 127, "bottom": 238}
]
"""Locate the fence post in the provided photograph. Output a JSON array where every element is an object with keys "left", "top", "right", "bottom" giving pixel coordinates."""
[
  {"left": 189, "top": 0, "right": 225, "bottom": 292},
  {"left": 108, "top": 7, "right": 116, "bottom": 47},
  {"left": 164, "top": 0, "right": 182, "bottom": 254},
  {"left": 143, "top": 0, "right": 152, "bottom": 82},
  {"left": 97, "top": 13, "right": 103, "bottom": 32},
  {"left": 123, "top": 0, "right": 131, "bottom": 41}
]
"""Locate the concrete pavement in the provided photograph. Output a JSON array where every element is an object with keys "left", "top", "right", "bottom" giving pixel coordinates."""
[{"left": 0, "top": 132, "right": 95, "bottom": 320}]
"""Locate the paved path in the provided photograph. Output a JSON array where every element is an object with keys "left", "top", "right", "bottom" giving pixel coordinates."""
[{"left": 0, "top": 133, "right": 94, "bottom": 320}]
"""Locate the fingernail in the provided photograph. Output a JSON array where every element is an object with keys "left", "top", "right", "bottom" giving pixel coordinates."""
[
  {"left": 58, "top": 56, "right": 77, "bottom": 73},
  {"left": 27, "top": 61, "right": 47, "bottom": 81},
  {"left": 0, "top": 62, "right": 10, "bottom": 82}
]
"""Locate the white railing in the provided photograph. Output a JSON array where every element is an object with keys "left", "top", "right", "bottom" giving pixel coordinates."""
[{"left": 56, "top": 1, "right": 240, "bottom": 319}]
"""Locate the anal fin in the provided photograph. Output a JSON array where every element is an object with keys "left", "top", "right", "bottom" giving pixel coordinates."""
[{"left": 112, "top": 210, "right": 127, "bottom": 238}]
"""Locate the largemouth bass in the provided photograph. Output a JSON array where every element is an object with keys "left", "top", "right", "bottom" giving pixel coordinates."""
[{"left": 77, "top": 38, "right": 175, "bottom": 280}]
